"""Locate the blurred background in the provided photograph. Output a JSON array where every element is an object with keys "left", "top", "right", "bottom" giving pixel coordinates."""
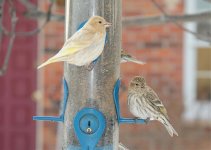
[{"left": 0, "top": 0, "right": 211, "bottom": 150}]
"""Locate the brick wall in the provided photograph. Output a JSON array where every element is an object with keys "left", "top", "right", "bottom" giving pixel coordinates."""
[
  {"left": 37, "top": 1, "right": 64, "bottom": 149},
  {"left": 38, "top": 0, "right": 211, "bottom": 150}
]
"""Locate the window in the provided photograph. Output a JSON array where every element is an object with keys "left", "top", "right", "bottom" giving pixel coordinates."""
[
  {"left": 183, "top": 0, "right": 211, "bottom": 121},
  {"left": 196, "top": 48, "right": 211, "bottom": 101}
]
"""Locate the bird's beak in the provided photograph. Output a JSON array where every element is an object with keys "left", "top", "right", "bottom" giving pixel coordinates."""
[{"left": 104, "top": 21, "right": 112, "bottom": 27}]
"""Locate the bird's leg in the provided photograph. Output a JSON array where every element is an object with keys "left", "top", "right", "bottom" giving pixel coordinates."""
[
  {"left": 134, "top": 117, "right": 150, "bottom": 124},
  {"left": 85, "top": 56, "right": 100, "bottom": 71},
  {"left": 134, "top": 117, "right": 139, "bottom": 123},
  {"left": 134, "top": 117, "right": 143, "bottom": 123},
  {"left": 86, "top": 62, "right": 95, "bottom": 71},
  {"left": 144, "top": 117, "right": 150, "bottom": 124}
]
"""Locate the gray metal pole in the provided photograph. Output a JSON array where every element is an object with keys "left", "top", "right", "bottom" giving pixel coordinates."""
[{"left": 63, "top": 0, "right": 121, "bottom": 149}]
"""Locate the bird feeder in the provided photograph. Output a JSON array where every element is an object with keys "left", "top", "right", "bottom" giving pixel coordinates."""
[{"left": 33, "top": 0, "right": 146, "bottom": 149}]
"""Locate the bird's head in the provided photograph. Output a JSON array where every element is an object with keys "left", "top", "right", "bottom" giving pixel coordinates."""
[
  {"left": 129, "top": 76, "right": 146, "bottom": 91},
  {"left": 86, "top": 16, "right": 112, "bottom": 33}
]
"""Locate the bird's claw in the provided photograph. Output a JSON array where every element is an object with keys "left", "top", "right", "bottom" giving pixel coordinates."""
[
  {"left": 86, "top": 63, "right": 95, "bottom": 71},
  {"left": 144, "top": 117, "right": 150, "bottom": 124},
  {"left": 134, "top": 117, "right": 139, "bottom": 123}
]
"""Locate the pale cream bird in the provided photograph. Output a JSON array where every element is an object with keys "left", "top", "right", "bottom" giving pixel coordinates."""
[
  {"left": 128, "top": 76, "right": 178, "bottom": 137},
  {"left": 37, "top": 16, "right": 111, "bottom": 69}
]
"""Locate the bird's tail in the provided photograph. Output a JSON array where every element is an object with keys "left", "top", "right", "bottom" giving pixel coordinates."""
[
  {"left": 119, "top": 143, "right": 129, "bottom": 150},
  {"left": 127, "top": 58, "right": 146, "bottom": 65},
  {"left": 37, "top": 57, "right": 59, "bottom": 69},
  {"left": 159, "top": 116, "right": 178, "bottom": 137}
]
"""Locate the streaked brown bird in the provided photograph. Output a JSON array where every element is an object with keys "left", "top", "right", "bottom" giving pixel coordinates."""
[{"left": 128, "top": 76, "right": 178, "bottom": 137}]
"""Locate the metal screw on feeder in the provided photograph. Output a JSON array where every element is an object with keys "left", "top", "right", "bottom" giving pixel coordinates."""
[{"left": 87, "top": 128, "right": 92, "bottom": 134}]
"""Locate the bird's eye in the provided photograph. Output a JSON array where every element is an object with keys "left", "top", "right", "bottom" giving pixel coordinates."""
[
  {"left": 99, "top": 21, "right": 102, "bottom": 24},
  {"left": 135, "top": 83, "right": 139, "bottom": 86}
]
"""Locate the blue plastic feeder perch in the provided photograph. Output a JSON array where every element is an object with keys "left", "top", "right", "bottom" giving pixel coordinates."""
[
  {"left": 33, "top": 78, "right": 69, "bottom": 122},
  {"left": 113, "top": 79, "right": 146, "bottom": 124}
]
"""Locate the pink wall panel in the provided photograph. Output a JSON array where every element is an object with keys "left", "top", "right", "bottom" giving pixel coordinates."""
[{"left": 0, "top": 0, "right": 37, "bottom": 149}]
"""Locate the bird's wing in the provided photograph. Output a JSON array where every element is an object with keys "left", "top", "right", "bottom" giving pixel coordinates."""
[
  {"left": 37, "top": 29, "right": 104, "bottom": 69},
  {"left": 54, "top": 29, "right": 102, "bottom": 59},
  {"left": 143, "top": 87, "right": 169, "bottom": 119}
]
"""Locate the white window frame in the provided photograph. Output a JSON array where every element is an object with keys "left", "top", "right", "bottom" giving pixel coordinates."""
[{"left": 183, "top": 0, "right": 211, "bottom": 121}]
